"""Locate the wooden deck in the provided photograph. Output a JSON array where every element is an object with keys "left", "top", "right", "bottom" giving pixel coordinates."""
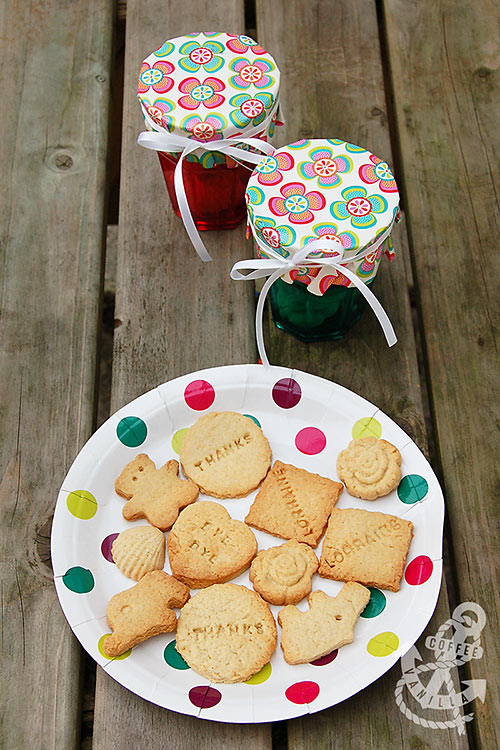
[{"left": 1, "top": 1, "right": 498, "bottom": 748}]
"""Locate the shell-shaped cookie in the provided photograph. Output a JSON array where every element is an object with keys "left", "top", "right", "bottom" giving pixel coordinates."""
[
  {"left": 112, "top": 526, "right": 166, "bottom": 581},
  {"left": 336, "top": 437, "right": 401, "bottom": 500}
]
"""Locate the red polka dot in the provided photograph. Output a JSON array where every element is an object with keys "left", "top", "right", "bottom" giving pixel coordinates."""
[
  {"left": 101, "top": 533, "right": 119, "bottom": 563},
  {"left": 285, "top": 680, "right": 320, "bottom": 705},
  {"left": 295, "top": 427, "right": 326, "bottom": 455},
  {"left": 184, "top": 380, "right": 215, "bottom": 411},
  {"left": 272, "top": 378, "right": 301, "bottom": 409},
  {"left": 405, "top": 555, "right": 433, "bottom": 585},
  {"left": 188, "top": 685, "right": 221, "bottom": 709},
  {"left": 311, "top": 649, "right": 338, "bottom": 666}
]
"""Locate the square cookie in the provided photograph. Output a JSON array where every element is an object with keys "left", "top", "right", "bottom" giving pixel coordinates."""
[
  {"left": 319, "top": 508, "right": 413, "bottom": 592},
  {"left": 245, "top": 460, "right": 343, "bottom": 548}
]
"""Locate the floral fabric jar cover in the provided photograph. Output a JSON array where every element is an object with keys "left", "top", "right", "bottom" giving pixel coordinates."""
[
  {"left": 137, "top": 32, "right": 281, "bottom": 168},
  {"left": 245, "top": 139, "right": 400, "bottom": 293}
]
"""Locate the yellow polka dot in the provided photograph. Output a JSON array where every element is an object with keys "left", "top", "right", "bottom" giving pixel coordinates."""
[
  {"left": 352, "top": 417, "right": 382, "bottom": 440},
  {"left": 245, "top": 662, "right": 272, "bottom": 684},
  {"left": 172, "top": 428, "right": 188, "bottom": 455},
  {"left": 67, "top": 490, "right": 97, "bottom": 520},
  {"left": 98, "top": 634, "right": 131, "bottom": 660},
  {"left": 367, "top": 631, "right": 399, "bottom": 657}
]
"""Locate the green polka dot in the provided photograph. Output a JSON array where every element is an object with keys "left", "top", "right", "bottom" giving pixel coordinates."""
[
  {"left": 352, "top": 417, "right": 382, "bottom": 440},
  {"left": 62, "top": 566, "right": 94, "bottom": 593},
  {"left": 244, "top": 414, "right": 261, "bottom": 428},
  {"left": 164, "top": 640, "right": 190, "bottom": 670},
  {"left": 245, "top": 662, "right": 272, "bottom": 684},
  {"left": 98, "top": 634, "right": 131, "bottom": 660},
  {"left": 367, "top": 631, "right": 399, "bottom": 657},
  {"left": 361, "top": 588, "right": 386, "bottom": 618},
  {"left": 398, "top": 474, "right": 429, "bottom": 504},
  {"left": 67, "top": 490, "right": 98, "bottom": 520},
  {"left": 117, "top": 416, "right": 147, "bottom": 447},
  {"left": 171, "top": 428, "right": 188, "bottom": 455}
]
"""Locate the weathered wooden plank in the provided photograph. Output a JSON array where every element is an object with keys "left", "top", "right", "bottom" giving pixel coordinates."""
[
  {"left": 92, "top": 2, "right": 271, "bottom": 747},
  {"left": 256, "top": 0, "right": 469, "bottom": 747},
  {"left": 382, "top": 1, "right": 500, "bottom": 747},
  {"left": 0, "top": 1, "right": 113, "bottom": 748}
]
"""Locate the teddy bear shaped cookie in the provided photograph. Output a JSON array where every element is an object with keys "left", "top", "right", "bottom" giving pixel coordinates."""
[{"left": 115, "top": 454, "right": 199, "bottom": 531}]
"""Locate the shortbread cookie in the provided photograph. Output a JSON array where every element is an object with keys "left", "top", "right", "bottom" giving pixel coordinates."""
[
  {"left": 319, "top": 507, "right": 413, "bottom": 592},
  {"left": 245, "top": 460, "right": 343, "bottom": 547},
  {"left": 179, "top": 411, "right": 272, "bottom": 498},
  {"left": 111, "top": 525, "right": 165, "bottom": 581},
  {"left": 337, "top": 437, "right": 402, "bottom": 500},
  {"left": 104, "top": 570, "right": 190, "bottom": 657},
  {"left": 176, "top": 583, "right": 277, "bottom": 683},
  {"left": 249, "top": 540, "right": 319, "bottom": 605},
  {"left": 167, "top": 501, "right": 257, "bottom": 588},
  {"left": 115, "top": 454, "right": 199, "bottom": 531},
  {"left": 277, "top": 583, "right": 371, "bottom": 664}
]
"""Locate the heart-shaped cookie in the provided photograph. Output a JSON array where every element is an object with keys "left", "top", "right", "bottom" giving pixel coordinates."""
[{"left": 167, "top": 501, "right": 258, "bottom": 588}]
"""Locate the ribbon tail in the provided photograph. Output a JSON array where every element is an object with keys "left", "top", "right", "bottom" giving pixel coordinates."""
[
  {"left": 337, "top": 265, "right": 397, "bottom": 346},
  {"left": 173, "top": 151, "right": 213, "bottom": 263},
  {"left": 255, "top": 267, "right": 285, "bottom": 367}
]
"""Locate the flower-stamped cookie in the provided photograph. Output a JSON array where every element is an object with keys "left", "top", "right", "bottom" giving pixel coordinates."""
[
  {"left": 336, "top": 437, "right": 401, "bottom": 500},
  {"left": 245, "top": 460, "right": 343, "bottom": 547},
  {"left": 176, "top": 583, "right": 277, "bottom": 683},
  {"left": 103, "top": 570, "right": 190, "bottom": 658},
  {"left": 167, "top": 501, "right": 257, "bottom": 588},
  {"left": 319, "top": 507, "right": 413, "bottom": 592},
  {"left": 115, "top": 454, "right": 199, "bottom": 531},
  {"left": 277, "top": 582, "right": 370, "bottom": 664},
  {"left": 179, "top": 411, "right": 272, "bottom": 498},
  {"left": 111, "top": 525, "right": 165, "bottom": 581},
  {"left": 249, "top": 540, "right": 318, "bottom": 605}
]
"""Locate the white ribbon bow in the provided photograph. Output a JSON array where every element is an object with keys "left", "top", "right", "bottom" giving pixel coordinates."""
[
  {"left": 137, "top": 103, "right": 279, "bottom": 262},
  {"left": 231, "top": 226, "right": 397, "bottom": 367}
]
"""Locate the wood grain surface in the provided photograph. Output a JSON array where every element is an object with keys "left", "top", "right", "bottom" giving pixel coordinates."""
[
  {"left": 383, "top": 1, "right": 500, "bottom": 747},
  {"left": 256, "top": 1, "right": 470, "bottom": 748},
  {"left": 92, "top": 2, "right": 270, "bottom": 748},
  {"left": 0, "top": 1, "right": 113, "bottom": 748}
]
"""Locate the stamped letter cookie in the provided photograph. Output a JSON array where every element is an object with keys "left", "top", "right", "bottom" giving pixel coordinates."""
[
  {"left": 319, "top": 507, "right": 413, "bottom": 592},
  {"left": 179, "top": 411, "right": 272, "bottom": 498},
  {"left": 245, "top": 460, "right": 343, "bottom": 547},
  {"left": 104, "top": 570, "right": 190, "bottom": 657},
  {"left": 336, "top": 437, "right": 402, "bottom": 500},
  {"left": 167, "top": 501, "right": 257, "bottom": 588},
  {"left": 112, "top": 525, "right": 165, "bottom": 581},
  {"left": 115, "top": 454, "right": 199, "bottom": 531},
  {"left": 176, "top": 583, "right": 277, "bottom": 682},
  {"left": 249, "top": 540, "right": 319, "bottom": 605},
  {"left": 277, "top": 582, "right": 371, "bottom": 664}
]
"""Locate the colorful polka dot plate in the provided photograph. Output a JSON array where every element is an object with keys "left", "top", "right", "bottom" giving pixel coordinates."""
[{"left": 51, "top": 364, "right": 444, "bottom": 722}]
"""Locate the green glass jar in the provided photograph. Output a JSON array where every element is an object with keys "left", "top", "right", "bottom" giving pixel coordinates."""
[{"left": 269, "top": 277, "right": 372, "bottom": 342}]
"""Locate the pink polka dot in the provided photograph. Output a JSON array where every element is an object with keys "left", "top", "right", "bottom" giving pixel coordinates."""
[
  {"left": 285, "top": 680, "right": 320, "bottom": 705},
  {"left": 188, "top": 685, "right": 221, "bottom": 709},
  {"left": 184, "top": 380, "right": 215, "bottom": 411},
  {"left": 101, "top": 533, "right": 119, "bottom": 563},
  {"left": 405, "top": 555, "right": 433, "bottom": 585},
  {"left": 295, "top": 427, "right": 326, "bottom": 455},
  {"left": 272, "top": 378, "right": 301, "bottom": 409},
  {"left": 311, "top": 649, "right": 338, "bottom": 666}
]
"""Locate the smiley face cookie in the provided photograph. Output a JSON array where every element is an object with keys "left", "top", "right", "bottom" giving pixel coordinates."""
[
  {"left": 179, "top": 411, "right": 272, "bottom": 498},
  {"left": 249, "top": 540, "right": 319, "bottom": 605},
  {"left": 167, "top": 501, "right": 258, "bottom": 588},
  {"left": 336, "top": 437, "right": 401, "bottom": 500},
  {"left": 277, "top": 582, "right": 370, "bottom": 664},
  {"left": 115, "top": 454, "right": 199, "bottom": 531},
  {"left": 103, "top": 570, "right": 190, "bottom": 657},
  {"left": 176, "top": 583, "right": 277, "bottom": 682}
]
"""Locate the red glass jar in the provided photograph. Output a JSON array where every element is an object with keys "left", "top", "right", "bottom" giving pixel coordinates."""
[{"left": 157, "top": 152, "right": 251, "bottom": 231}]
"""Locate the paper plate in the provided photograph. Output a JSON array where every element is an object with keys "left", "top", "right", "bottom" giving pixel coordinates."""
[{"left": 51, "top": 364, "right": 444, "bottom": 722}]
